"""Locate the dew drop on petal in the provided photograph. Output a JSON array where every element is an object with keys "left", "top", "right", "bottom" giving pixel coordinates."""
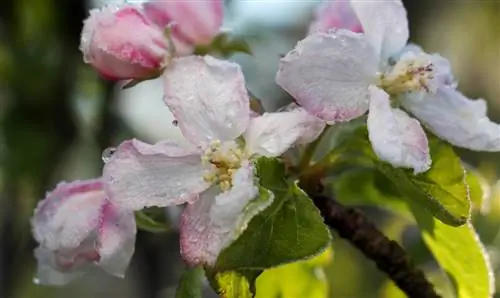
[{"left": 102, "top": 147, "right": 116, "bottom": 163}]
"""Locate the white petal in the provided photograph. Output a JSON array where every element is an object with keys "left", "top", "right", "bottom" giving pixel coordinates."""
[
  {"left": 244, "top": 109, "right": 325, "bottom": 157},
  {"left": 98, "top": 204, "right": 137, "bottom": 277},
  {"left": 32, "top": 179, "right": 106, "bottom": 251},
  {"left": 368, "top": 86, "right": 431, "bottom": 173},
  {"left": 350, "top": 0, "right": 409, "bottom": 61},
  {"left": 402, "top": 87, "right": 500, "bottom": 151},
  {"left": 163, "top": 56, "right": 250, "bottom": 145},
  {"left": 277, "top": 103, "right": 326, "bottom": 145},
  {"left": 33, "top": 247, "right": 86, "bottom": 286},
  {"left": 180, "top": 164, "right": 272, "bottom": 266},
  {"left": 276, "top": 30, "right": 377, "bottom": 123},
  {"left": 103, "top": 139, "right": 209, "bottom": 210}
]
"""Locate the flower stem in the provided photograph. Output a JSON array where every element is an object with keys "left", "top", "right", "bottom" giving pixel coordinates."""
[
  {"left": 309, "top": 194, "right": 441, "bottom": 298},
  {"left": 298, "top": 125, "right": 331, "bottom": 172}
]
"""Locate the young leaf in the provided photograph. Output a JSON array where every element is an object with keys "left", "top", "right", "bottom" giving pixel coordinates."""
[
  {"left": 175, "top": 267, "right": 204, "bottom": 298},
  {"left": 255, "top": 247, "right": 333, "bottom": 298},
  {"left": 205, "top": 270, "right": 254, "bottom": 298},
  {"left": 216, "top": 158, "right": 331, "bottom": 272},
  {"left": 375, "top": 136, "right": 470, "bottom": 226},
  {"left": 333, "top": 169, "right": 411, "bottom": 219},
  {"left": 410, "top": 203, "right": 494, "bottom": 298}
]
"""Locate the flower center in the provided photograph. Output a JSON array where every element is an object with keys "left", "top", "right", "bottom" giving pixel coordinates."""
[
  {"left": 378, "top": 55, "right": 436, "bottom": 95},
  {"left": 201, "top": 140, "right": 246, "bottom": 191}
]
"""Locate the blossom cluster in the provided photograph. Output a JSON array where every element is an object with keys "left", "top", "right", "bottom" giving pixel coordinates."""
[{"left": 31, "top": 0, "right": 500, "bottom": 286}]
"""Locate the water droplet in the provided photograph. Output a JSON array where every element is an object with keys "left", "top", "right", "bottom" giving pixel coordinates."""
[
  {"left": 102, "top": 147, "right": 116, "bottom": 163},
  {"left": 33, "top": 277, "right": 40, "bottom": 285},
  {"left": 172, "top": 119, "right": 178, "bottom": 126}
]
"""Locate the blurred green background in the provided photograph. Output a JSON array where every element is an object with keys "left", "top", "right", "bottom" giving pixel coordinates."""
[{"left": 0, "top": 0, "right": 499, "bottom": 297}]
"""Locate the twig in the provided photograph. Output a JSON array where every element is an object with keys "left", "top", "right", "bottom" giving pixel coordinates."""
[{"left": 310, "top": 194, "right": 441, "bottom": 298}]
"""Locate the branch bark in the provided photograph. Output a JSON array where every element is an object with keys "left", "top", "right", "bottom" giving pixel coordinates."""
[{"left": 310, "top": 194, "right": 441, "bottom": 298}]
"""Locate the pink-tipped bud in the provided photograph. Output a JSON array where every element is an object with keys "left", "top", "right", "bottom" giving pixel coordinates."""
[
  {"left": 143, "top": 0, "right": 223, "bottom": 46},
  {"left": 31, "top": 179, "right": 136, "bottom": 285},
  {"left": 80, "top": 5, "right": 169, "bottom": 80},
  {"left": 308, "top": 0, "right": 363, "bottom": 34}
]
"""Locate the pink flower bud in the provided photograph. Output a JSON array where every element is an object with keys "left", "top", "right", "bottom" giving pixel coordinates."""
[
  {"left": 31, "top": 179, "right": 136, "bottom": 285},
  {"left": 80, "top": 5, "right": 169, "bottom": 80},
  {"left": 143, "top": 0, "right": 223, "bottom": 46},
  {"left": 309, "top": 0, "right": 363, "bottom": 34}
]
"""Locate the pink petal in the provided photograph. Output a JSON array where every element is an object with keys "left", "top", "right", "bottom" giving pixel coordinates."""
[
  {"left": 277, "top": 103, "right": 326, "bottom": 145},
  {"left": 367, "top": 86, "right": 431, "bottom": 174},
  {"left": 31, "top": 179, "right": 137, "bottom": 285},
  {"left": 32, "top": 179, "right": 105, "bottom": 251},
  {"left": 143, "top": 0, "right": 223, "bottom": 45},
  {"left": 97, "top": 203, "right": 137, "bottom": 277},
  {"left": 350, "top": 0, "right": 409, "bottom": 60},
  {"left": 244, "top": 108, "right": 325, "bottom": 157},
  {"left": 103, "top": 139, "right": 209, "bottom": 211},
  {"left": 308, "top": 0, "right": 363, "bottom": 34},
  {"left": 80, "top": 5, "right": 168, "bottom": 80},
  {"left": 402, "top": 87, "right": 500, "bottom": 151},
  {"left": 276, "top": 30, "right": 377, "bottom": 123},
  {"left": 180, "top": 164, "right": 271, "bottom": 266},
  {"left": 164, "top": 56, "right": 250, "bottom": 145}
]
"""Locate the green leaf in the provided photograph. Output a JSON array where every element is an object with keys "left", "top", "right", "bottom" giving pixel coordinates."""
[
  {"left": 194, "top": 33, "right": 253, "bottom": 58},
  {"left": 175, "top": 267, "right": 203, "bottom": 298},
  {"left": 465, "top": 169, "right": 486, "bottom": 211},
  {"left": 375, "top": 136, "right": 470, "bottom": 226},
  {"left": 410, "top": 203, "right": 494, "bottom": 298},
  {"left": 134, "top": 211, "right": 169, "bottom": 233},
  {"left": 255, "top": 247, "right": 333, "bottom": 298},
  {"left": 216, "top": 158, "right": 331, "bottom": 271},
  {"left": 209, "top": 158, "right": 331, "bottom": 296},
  {"left": 221, "top": 38, "right": 253, "bottom": 56},
  {"left": 333, "top": 169, "right": 411, "bottom": 219},
  {"left": 380, "top": 269, "right": 456, "bottom": 298},
  {"left": 205, "top": 270, "right": 253, "bottom": 298}
]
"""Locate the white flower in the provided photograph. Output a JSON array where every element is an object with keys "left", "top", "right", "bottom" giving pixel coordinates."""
[
  {"left": 31, "top": 179, "right": 136, "bottom": 285},
  {"left": 276, "top": 0, "right": 500, "bottom": 174},
  {"left": 103, "top": 55, "right": 322, "bottom": 266}
]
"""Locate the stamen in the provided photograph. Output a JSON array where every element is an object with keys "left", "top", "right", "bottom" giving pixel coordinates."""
[
  {"left": 201, "top": 140, "right": 247, "bottom": 191},
  {"left": 379, "top": 55, "right": 436, "bottom": 95}
]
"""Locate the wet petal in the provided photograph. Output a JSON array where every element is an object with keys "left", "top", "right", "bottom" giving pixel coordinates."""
[
  {"left": 80, "top": 5, "right": 168, "bottom": 80},
  {"left": 143, "top": 0, "right": 223, "bottom": 45},
  {"left": 277, "top": 103, "right": 326, "bottom": 145},
  {"left": 308, "top": 0, "right": 363, "bottom": 34},
  {"left": 103, "top": 139, "right": 209, "bottom": 210},
  {"left": 402, "top": 87, "right": 500, "bottom": 151},
  {"left": 276, "top": 30, "right": 378, "bottom": 123},
  {"left": 33, "top": 247, "right": 87, "bottom": 286},
  {"left": 31, "top": 179, "right": 136, "bottom": 285},
  {"left": 244, "top": 109, "right": 325, "bottom": 157},
  {"left": 32, "top": 179, "right": 105, "bottom": 251},
  {"left": 164, "top": 56, "right": 250, "bottom": 145},
  {"left": 180, "top": 164, "right": 272, "bottom": 266},
  {"left": 350, "top": 0, "right": 408, "bottom": 60},
  {"left": 98, "top": 204, "right": 137, "bottom": 277},
  {"left": 368, "top": 86, "right": 431, "bottom": 173}
]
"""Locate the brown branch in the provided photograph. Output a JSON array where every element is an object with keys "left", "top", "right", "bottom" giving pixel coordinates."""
[{"left": 310, "top": 194, "right": 440, "bottom": 298}]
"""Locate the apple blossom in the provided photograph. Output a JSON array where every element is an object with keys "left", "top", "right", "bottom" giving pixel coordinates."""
[
  {"left": 276, "top": 0, "right": 500, "bottom": 174},
  {"left": 80, "top": 4, "right": 169, "bottom": 80},
  {"left": 102, "top": 55, "right": 322, "bottom": 266},
  {"left": 31, "top": 179, "right": 136, "bottom": 285},
  {"left": 308, "top": 0, "right": 363, "bottom": 34},
  {"left": 143, "top": 0, "right": 223, "bottom": 46}
]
